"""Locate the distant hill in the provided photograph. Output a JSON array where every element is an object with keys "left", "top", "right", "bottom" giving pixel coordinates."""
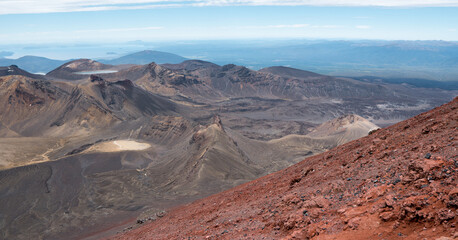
[
  {"left": 259, "top": 66, "right": 322, "bottom": 78},
  {"left": 0, "top": 65, "right": 45, "bottom": 79},
  {"left": 100, "top": 50, "right": 188, "bottom": 65},
  {"left": 46, "top": 59, "right": 115, "bottom": 80},
  {"left": 350, "top": 76, "right": 458, "bottom": 90},
  {"left": 0, "top": 56, "right": 67, "bottom": 74}
]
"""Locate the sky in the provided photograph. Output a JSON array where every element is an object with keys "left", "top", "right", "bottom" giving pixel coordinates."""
[{"left": 0, "top": 0, "right": 457, "bottom": 44}]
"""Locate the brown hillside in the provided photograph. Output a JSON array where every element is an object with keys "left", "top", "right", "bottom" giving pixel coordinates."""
[
  {"left": 46, "top": 59, "right": 114, "bottom": 80},
  {"left": 114, "top": 97, "right": 457, "bottom": 240}
]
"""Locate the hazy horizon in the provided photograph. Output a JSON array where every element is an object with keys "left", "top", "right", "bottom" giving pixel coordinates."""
[
  {"left": 1, "top": 1, "right": 458, "bottom": 44},
  {"left": 1, "top": 38, "right": 457, "bottom": 82},
  {"left": 1, "top": 38, "right": 457, "bottom": 60}
]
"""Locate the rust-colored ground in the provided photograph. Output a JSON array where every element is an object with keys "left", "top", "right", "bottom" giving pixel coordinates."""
[{"left": 113, "top": 97, "right": 457, "bottom": 240}]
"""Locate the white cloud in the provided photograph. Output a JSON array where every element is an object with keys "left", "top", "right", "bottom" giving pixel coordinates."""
[
  {"left": 271, "top": 24, "right": 310, "bottom": 28},
  {"left": 1, "top": 0, "right": 458, "bottom": 14},
  {"left": 246, "top": 24, "right": 310, "bottom": 29},
  {"left": 311, "top": 25, "right": 341, "bottom": 29},
  {"left": 191, "top": 0, "right": 458, "bottom": 7},
  {"left": 244, "top": 24, "right": 345, "bottom": 29},
  {"left": 0, "top": 26, "right": 163, "bottom": 41},
  {"left": 73, "top": 26, "right": 164, "bottom": 33},
  {"left": 239, "top": 24, "right": 345, "bottom": 29},
  {"left": 356, "top": 25, "right": 372, "bottom": 29}
]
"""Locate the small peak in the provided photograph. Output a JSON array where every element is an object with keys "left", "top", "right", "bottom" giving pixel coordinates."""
[
  {"left": 221, "top": 64, "right": 236, "bottom": 71},
  {"left": 61, "top": 59, "right": 109, "bottom": 71},
  {"left": 162, "top": 60, "right": 220, "bottom": 71},
  {"left": 145, "top": 62, "right": 165, "bottom": 78},
  {"left": 145, "top": 62, "right": 161, "bottom": 72},
  {"left": 308, "top": 114, "right": 379, "bottom": 139},
  {"left": 211, "top": 115, "right": 224, "bottom": 131},
  {"left": 337, "top": 114, "right": 364, "bottom": 123},
  {"left": 6, "top": 65, "right": 18, "bottom": 73},
  {"left": 0, "top": 65, "right": 45, "bottom": 79},
  {"left": 147, "top": 62, "right": 159, "bottom": 67},
  {"left": 90, "top": 75, "right": 104, "bottom": 83},
  {"left": 90, "top": 75, "right": 107, "bottom": 88}
]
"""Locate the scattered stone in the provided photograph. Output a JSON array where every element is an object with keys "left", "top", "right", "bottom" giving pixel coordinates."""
[
  {"left": 156, "top": 211, "right": 166, "bottom": 218},
  {"left": 347, "top": 217, "right": 361, "bottom": 230},
  {"left": 422, "top": 128, "right": 430, "bottom": 134},
  {"left": 379, "top": 211, "right": 396, "bottom": 221},
  {"left": 446, "top": 188, "right": 458, "bottom": 208},
  {"left": 437, "top": 209, "right": 455, "bottom": 222},
  {"left": 365, "top": 185, "right": 388, "bottom": 200},
  {"left": 391, "top": 178, "right": 401, "bottom": 185},
  {"left": 302, "top": 210, "right": 308, "bottom": 216}
]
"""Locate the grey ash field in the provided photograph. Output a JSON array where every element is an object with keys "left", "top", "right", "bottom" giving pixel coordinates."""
[{"left": 0, "top": 59, "right": 456, "bottom": 239}]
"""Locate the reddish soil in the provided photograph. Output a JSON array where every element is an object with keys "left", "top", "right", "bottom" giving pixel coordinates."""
[{"left": 113, "top": 97, "right": 457, "bottom": 240}]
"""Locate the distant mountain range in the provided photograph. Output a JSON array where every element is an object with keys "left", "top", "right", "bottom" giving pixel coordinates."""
[
  {"left": 0, "top": 50, "right": 187, "bottom": 74},
  {"left": 1, "top": 45, "right": 457, "bottom": 90},
  {"left": 153, "top": 40, "right": 458, "bottom": 81},
  {"left": 0, "top": 56, "right": 67, "bottom": 74},
  {"left": 2, "top": 40, "right": 458, "bottom": 80}
]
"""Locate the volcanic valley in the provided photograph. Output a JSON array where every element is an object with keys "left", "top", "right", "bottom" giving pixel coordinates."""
[{"left": 0, "top": 58, "right": 456, "bottom": 240}]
